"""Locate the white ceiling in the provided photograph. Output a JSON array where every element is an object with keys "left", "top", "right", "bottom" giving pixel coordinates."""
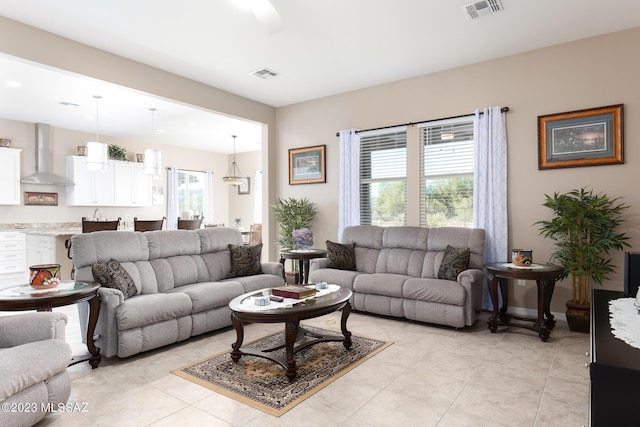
[{"left": 1, "top": 0, "right": 639, "bottom": 152}]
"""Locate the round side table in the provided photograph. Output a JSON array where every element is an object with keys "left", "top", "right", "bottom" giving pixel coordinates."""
[
  {"left": 279, "top": 249, "right": 327, "bottom": 284},
  {"left": 485, "top": 263, "right": 563, "bottom": 342},
  {"left": 0, "top": 281, "right": 102, "bottom": 368}
]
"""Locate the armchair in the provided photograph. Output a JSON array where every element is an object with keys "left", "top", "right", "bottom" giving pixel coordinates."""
[{"left": 0, "top": 312, "right": 72, "bottom": 427}]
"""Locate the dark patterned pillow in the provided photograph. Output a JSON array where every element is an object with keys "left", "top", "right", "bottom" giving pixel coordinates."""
[
  {"left": 91, "top": 259, "right": 137, "bottom": 298},
  {"left": 438, "top": 245, "right": 470, "bottom": 281},
  {"left": 326, "top": 240, "right": 356, "bottom": 271},
  {"left": 229, "top": 244, "right": 263, "bottom": 278}
]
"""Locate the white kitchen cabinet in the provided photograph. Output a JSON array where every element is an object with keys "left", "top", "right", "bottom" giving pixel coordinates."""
[
  {"left": 66, "top": 156, "right": 151, "bottom": 207},
  {"left": 113, "top": 161, "right": 151, "bottom": 207},
  {"left": 0, "top": 148, "right": 21, "bottom": 205},
  {"left": 0, "top": 231, "right": 26, "bottom": 287},
  {"left": 66, "top": 155, "right": 115, "bottom": 206},
  {"left": 26, "top": 234, "right": 56, "bottom": 267}
]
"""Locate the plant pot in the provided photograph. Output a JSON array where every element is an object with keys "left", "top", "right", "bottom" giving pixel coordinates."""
[{"left": 565, "top": 300, "right": 590, "bottom": 333}]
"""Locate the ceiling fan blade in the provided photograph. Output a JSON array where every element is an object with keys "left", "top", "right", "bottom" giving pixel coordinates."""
[{"left": 251, "top": 0, "right": 285, "bottom": 34}]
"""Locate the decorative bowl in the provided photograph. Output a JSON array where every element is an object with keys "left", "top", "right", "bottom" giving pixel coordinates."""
[
  {"left": 511, "top": 249, "right": 533, "bottom": 266},
  {"left": 29, "top": 264, "right": 61, "bottom": 289}
]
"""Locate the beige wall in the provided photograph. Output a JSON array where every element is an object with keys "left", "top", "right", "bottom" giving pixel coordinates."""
[
  {"left": 276, "top": 27, "right": 640, "bottom": 313},
  {"left": 228, "top": 150, "right": 262, "bottom": 229}
]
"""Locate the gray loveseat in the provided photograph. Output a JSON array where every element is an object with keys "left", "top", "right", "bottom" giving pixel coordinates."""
[
  {"left": 0, "top": 312, "right": 71, "bottom": 427},
  {"left": 308, "top": 226, "right": 485, "bottom": 328},
  {"left": 72, "top": 228, "right": 284, "bottom": 358}
]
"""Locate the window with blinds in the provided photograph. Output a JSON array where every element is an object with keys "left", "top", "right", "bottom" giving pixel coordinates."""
[
  {"left": 359, "top": 130, "right": 407, "bottom": 226},
  {"left": 419, "top": 117, "right": 474, "bottom": 227}
]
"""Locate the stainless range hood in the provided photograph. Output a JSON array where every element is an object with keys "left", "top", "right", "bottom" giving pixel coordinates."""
[{"left": 20, "top": 123, "right": 74, "bottom": 186}]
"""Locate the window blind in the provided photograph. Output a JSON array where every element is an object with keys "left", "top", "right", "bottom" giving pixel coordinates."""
[
  {"left": 360, "top": 130, "right": 407, "bottom": 225},
  {"left": 419, "top": 118, "right": 474, "bottom": 227}
]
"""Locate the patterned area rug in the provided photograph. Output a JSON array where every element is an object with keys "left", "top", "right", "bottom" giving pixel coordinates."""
[{"left": 172, "top": 326, "right": 392, "bottom": 416}]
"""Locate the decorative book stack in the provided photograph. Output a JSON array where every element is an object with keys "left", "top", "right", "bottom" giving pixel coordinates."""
[{"left": 272, "top": 285, "right": 316, "bottom": 299}]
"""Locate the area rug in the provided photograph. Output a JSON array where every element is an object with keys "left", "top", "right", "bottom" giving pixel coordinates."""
[{"left": 172, "top": 326, "right": 392, "bottom": 416}]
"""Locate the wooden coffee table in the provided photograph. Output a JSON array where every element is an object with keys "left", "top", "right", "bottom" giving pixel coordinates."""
[
  {"left": 228, "top": 285, "right": 352, "bottom": 381},
  {"left": 0, "top": 281, "right": 102, "bottom": 368}
]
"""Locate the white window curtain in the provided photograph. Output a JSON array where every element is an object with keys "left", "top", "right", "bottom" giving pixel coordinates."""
[
  {"left": 338, "top": 129, "right": 360, "bottom": 242},
  {"left": 473, "top": 106, "right": 508, "bottom": 310},
  {"left": 167, "top": 167, "right": 179, "bottom": 229},
  {"left": 203, "top": 171, "right": 213, "bottom": 225},
  {"left": 254, "top": 170, "right": 262, "bottom": 223}
]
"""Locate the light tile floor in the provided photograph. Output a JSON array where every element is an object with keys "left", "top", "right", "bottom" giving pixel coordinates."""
[{"left": 36, "top": 306, "right": 589, "bottom": 427}]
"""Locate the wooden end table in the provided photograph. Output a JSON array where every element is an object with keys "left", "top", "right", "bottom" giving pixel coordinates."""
[
  {"left": 485, "top": 263, "right": 563, "bottom": 342},
  {"left": 0, "top": 281, "right": 102, "bottom": 368},
  {"left": 279, "top": 249, "right": 327, "bottom": 284},
  {"left": 229, "top": 286, "right": 352, "bottom": 381}
]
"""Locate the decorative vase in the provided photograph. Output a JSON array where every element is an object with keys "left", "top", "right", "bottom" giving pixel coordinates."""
[
  {"left": 77, "top": 145, "right": 87, "bottom": 156},
  {"left": 565, "top": 300, "right": 590, "bottom": 333},
  {"left": 512, "top": 249, "right": 533, "bottom": 266},
  {"left": 29, "top": 264, "right": 61, "bottom": 289},
  {"left": 292, "top": 228, "right": 313, "bottom": 250},
  {"left": 136, "top": 153, "right": 144, "bottom": 162}
]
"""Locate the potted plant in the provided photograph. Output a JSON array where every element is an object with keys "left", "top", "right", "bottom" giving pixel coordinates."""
[
  {"left": 108, "top": 144, "right": 127, "bottom": 161},
  {"left": 536, "top": 188, "right": 630, "bottom": 332},
  {"left": 271, "top": 197, "right": 318, "bottom": 250}
]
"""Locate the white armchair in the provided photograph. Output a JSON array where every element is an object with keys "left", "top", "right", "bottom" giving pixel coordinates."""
[{"left": 0, "top": 312, "right": 72, "bottom": 427}]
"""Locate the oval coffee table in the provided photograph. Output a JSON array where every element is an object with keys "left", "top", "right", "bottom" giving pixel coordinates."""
[{"left": 228, "top": 285, "right": 352, "bottom": 381}]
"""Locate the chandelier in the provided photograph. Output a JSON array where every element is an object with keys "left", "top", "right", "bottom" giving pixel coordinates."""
[{"left": 222, "top": 135, "right": 244, "bottom": 186}]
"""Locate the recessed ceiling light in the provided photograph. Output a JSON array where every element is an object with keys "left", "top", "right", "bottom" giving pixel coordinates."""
[
  {"left": 6, "top": 80, "right": 21, "bottom": 88},
  {"left": 156, "top": 129, "right": 165, "bottom": 133}
]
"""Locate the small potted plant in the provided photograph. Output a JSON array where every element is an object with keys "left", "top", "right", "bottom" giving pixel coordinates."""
[
  {"left": 271, "top": 197, "right": 318, "bottom": 250},
  {"left": 108, "top": 144, "right": 127, "bottom": 161},
  {"left": 536, "top": 188, "right": 630, "bottom": 332}
]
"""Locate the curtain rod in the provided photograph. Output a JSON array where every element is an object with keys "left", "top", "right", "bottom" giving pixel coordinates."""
[
  {"left": 334, "top": 106, "right": 509, "bottom": 137},
  {"left": 167, "top": 167, "right": 210, "bottom": 173}
]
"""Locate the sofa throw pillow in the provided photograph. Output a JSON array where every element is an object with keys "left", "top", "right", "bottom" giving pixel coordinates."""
[
  {"left": 91, "top": 259, "right": 137, "bottom": 298},
  {"left": 229, "top": 243, "right": 263, "bottom": 278},
  {"left": 438, "top": 245, "right": 470, "bottom": 281},
  {"left": 326, "top": 240, "right": 356, "bottom": 271}
]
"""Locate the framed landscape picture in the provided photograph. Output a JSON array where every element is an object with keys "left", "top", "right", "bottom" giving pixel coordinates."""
[
  {"left": 289, "top": 145, "right": 326, "bottom": 185},
  {"left": 538, "top": 104, "right": 623, "bottom": 170}
]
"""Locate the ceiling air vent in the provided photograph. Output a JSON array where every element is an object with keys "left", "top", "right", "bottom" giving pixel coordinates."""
[
  {"left": 463, "top": 0, "right": 504, "bottom": 19},
  {"left": 249, "top": 68, "right": 279, "bottom": 79}
]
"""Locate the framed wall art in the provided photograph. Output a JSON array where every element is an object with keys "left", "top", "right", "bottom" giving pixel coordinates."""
[
  {"left": 24, "top": 192, "right": 58, "bottom": 206},
  {"left": 538, "top": 104, "right": 623, "bottom": 170},
  {"left": 238, "top": 177, "right": 250, "bottom": 195},
  {"left": 289, "top": 144, "right": 326, "bottom": 185}
]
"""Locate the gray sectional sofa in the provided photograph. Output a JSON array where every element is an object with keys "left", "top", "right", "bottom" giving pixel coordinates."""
[
  {"left": 308, "top": 226, "right": 486, "bottom": 328},
  {"left": 72, "top": 227, "right": 284, "bottom": 358}
]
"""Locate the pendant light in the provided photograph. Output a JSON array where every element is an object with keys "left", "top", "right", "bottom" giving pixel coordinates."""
[
  {"left": 86, "top": 95, "right": 108, "bottom": 172},
  {"left": 143, "top": 107, "right": 162, "bottom": 178},
  {"left": 222, "top": 135, "right": 244, "bottom": 186}
]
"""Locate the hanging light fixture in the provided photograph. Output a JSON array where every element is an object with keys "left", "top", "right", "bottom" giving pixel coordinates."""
[
  {"left": 86, "top": 95, "right": 108, "bottom": 172},
  {"left": 143, "top": 107, "right": 162, "bottom": 178},
  {"left": 222, "top": 135, "right": 244, "bottom": 186}
]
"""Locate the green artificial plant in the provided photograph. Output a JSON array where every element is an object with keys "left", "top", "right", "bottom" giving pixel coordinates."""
[
  {"left": 108, "top": 144, "right": 127, "bottom": 161},
  {"left": 271, "top": 197, "right": 318, "bottom": 249},
  {"left": 536, "top": 188, "right": 630, "bottom": 305}
]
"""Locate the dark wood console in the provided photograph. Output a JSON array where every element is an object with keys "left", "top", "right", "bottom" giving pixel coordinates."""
[{"left": 590, "top": 289, "right": 640, "bottom": 426}]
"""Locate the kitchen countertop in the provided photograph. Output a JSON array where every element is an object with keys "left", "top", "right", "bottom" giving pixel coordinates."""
[{"left": 0, "top": 222, "right": 82, "bottom": 237}]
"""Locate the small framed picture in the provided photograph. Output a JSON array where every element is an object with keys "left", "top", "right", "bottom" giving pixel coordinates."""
[
  {"left": 538, "top": 104, "right": 623, "bottom": 170},
  {"left": 238, "top": 177, "right": 250, "bottom": 195},
  {"left": 289, "top": 145, "right": 326, "bottom": 185}
]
